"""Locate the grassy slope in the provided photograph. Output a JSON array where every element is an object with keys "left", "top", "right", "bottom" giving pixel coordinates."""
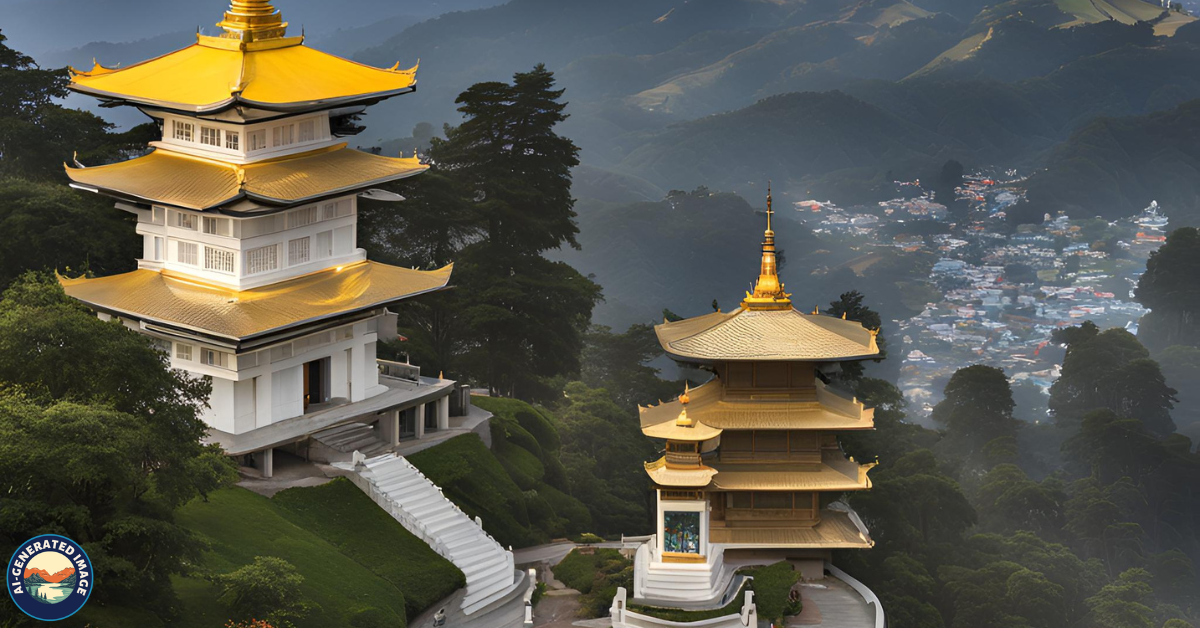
[
  {"left": 74, "top": 481, "right": 463, "bottom": 628},
  {"left": 272, "top": 479, "right": 464, "bottom": 619},
  {"left": 407, "top": 397, "right": 592, "bottom": 548}
]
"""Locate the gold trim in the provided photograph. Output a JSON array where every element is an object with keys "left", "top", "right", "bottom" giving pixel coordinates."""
[{"left": 662, "top": 552, "right": 706, "bottom": 564}]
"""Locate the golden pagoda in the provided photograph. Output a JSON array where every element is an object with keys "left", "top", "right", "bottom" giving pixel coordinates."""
[
  {"left": 631, "top": 188, "right": 879, "bottom": 605},
  {"left": 59, "top": 0, "right": 461, "bottom": 478}
]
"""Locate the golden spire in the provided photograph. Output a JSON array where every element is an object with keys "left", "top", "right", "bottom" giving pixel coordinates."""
[
  {"left": 216, "top": 0, "right": 288, "bottom": 42},
  {"left": 742, "top": 182, "right": 792, "bottom": 310},
  {"left": 675, "top": 384, "right": 694, "bottom": 427}
]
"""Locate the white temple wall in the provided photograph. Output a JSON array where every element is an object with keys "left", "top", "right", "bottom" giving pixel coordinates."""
[
  {"left": 200, "top": 378, "right": 236, "bottom": 434},
  {"left": 141, "top": 313, "right": 387, "bottom": 435},
  {"left": 271, "top": 364, "right": 304, "bottom": 423},
  {"left": 154, "top": 111, "right": 335, "bottom": 164},
  {"left": 233, "top": 378, "right": 256, "bottom": 433},
  {"left": 131, "top": 195, "right": 362, "bottom": 290}
]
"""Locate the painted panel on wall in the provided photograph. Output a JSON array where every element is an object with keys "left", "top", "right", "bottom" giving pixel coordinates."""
[{"left": 663, "top": 511, "right": 701, "bottom": 554}]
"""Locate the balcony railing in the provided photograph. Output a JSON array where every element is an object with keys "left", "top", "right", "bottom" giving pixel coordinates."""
[{"left": 377, "top": 359, "right": 420, "bottom": 382}]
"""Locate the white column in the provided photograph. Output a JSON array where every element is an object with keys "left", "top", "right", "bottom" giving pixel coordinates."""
[
  {"left": 261, "top": 448, "right": 274, "bottom": 479},
  {"left": 349, "top": 345, "right": 364, "bottom": 402},
  {"left": 415, "top": 403, "right": 426, "bottom": 439},
  {"left": 383, "top": 410, "right": 399, "bottom": 446},
  {"left": 437, "top": 395, "right": 450, "bottom": 430}
]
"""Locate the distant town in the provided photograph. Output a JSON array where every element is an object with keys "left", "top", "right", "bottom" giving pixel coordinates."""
[{"left": 794, "top": 173, "right": 1168, "bottom": 421}]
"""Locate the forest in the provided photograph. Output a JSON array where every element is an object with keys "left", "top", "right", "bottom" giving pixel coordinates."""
[{"left": 2, "top": 2, "right": 1200, "bottom": 625}]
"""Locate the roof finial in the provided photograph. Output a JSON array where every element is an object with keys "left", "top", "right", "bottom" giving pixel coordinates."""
[
  {"left": 676, "top": 383, "right": 694, "bottom": 427},
  {"left": 742, "top": 180, "right": 792, "bottom": 310},
  {"left": 766, "top": 180, "right": 773, "bottom": 235}
]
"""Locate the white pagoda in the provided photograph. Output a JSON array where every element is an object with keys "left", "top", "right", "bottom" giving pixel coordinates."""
[{"left": 59, "top": 0, "right": 465, "bottom": 476}]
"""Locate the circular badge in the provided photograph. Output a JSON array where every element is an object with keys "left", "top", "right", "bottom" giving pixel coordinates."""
[{"left": 7, "top": 535, "right": 93, "bottom": 621}]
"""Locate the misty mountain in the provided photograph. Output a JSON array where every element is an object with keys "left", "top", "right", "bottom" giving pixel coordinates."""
[
  {"left": 1026, "top": 98, "right": 1200, "bottom": 225},
  {"left": 610, "top": 37, "right": 1200, "bottom": 200},
  {"left": 5, "top": 0, "right": 502, "bottom": 60}
]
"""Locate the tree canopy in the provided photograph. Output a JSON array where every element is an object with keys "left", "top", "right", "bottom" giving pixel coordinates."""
[{"left": 0, "top": 274, "right": 236, "bottom": 620}]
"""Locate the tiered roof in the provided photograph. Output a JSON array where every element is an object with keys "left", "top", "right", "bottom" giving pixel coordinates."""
[
  {"left": 639, "top": 379, "right": 874, "bottom": 434},
  {"left": 60, "top": 261, "right": 453, "bottom": 342},
  {"left": 66, "top": 144, "right": 425, "bottom": 212},
  {"left": 68, "top": 0, "right": 417, "bottom": 115}
]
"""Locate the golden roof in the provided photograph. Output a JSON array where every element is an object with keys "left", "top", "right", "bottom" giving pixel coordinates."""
[
  {"left": 709, "top": 507, "right": 872, "bottom": 548},
  {"left": 655, "top": 307, "right": 878, "bottom": 362},
  {"left": 707, "top": 462, "right": 874, "bottom": 491},
  {"left": 66, "top": 144, "right": 426, "bottom": 211},
  {"left": 640, "top": 379, "right": 874, "bottom": 433},
  {"left": 68, "top": 1, "right": 417, "bottom": 114},
  {"left": 644, "top": 457, "right": 719, "bottom": 488},
  {"left": 60, "top": 261, "right": 452, "bottom": 341}
]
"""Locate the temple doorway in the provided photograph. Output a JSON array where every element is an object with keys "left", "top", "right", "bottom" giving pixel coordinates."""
[{"left": 302, "top": 358, "right": 328, "bottom": 411}]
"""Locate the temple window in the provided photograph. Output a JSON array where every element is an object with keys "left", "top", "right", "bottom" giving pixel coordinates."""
[
  {"left": 204, "top": 246, "right": 235, "bottom": 274},
  {"left": 288, "top": 237, "right": 311, "bottom": 266},
  {"left": 175, "top": 343, "right": 192, "bottom": 361},
  {"left": 272, "top": 124, "right": 295, "bottom": 147},
  {"left": 245, "top": 244, "right": 279, "bottom": 275},
  {"left": 174, "top": 211, "right": 197, "bottom": 230},
  {"left": 321, "top": 201, "right": 339, "bottom": 220},
  {"left": 248, "top": 130, "right": 267, "bottom": 151},
  {"left": 287, "top": 206, "right": 317, "bottom": 228},
  {"left": 316, "top": 230, "right": 333, "bottom": 259},
  {"left": 176, "top": 241, "right": 198, "bottom": 266},
  {"left": 172, "top": 120, "right": 193, "bottom": 142},
  {"left": 202, "top": 216, "right": 231, "bottom": 236},
  {"left": 225, "top": 131, "right": 240, "bottom": 150},
  {"left": 200, "top": 126, "right": 221, "bottom": 147},
  {"left": 153, "top": 237, "right": 163, "bottom": 261},
  {"left": 298, "top": 119, "right": 316, "bottom": 142},
  {"left": 201, "top": 348, "right": 228, "bottom": 368}
]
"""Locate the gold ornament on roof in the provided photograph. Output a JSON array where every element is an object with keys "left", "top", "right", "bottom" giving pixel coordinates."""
[
  {"left": 675, "top": 383, "right": 694, "bottom": 427},
  {"left": 742, "top": 182, "right": 792, "bottom": 310},
  {"left": 217, "top": 0, "right": 289, "bottom": 42}
]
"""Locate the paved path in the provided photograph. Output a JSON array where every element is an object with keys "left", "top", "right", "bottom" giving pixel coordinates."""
[
  {"left": 787, "top": 578, "right": 874, "bottom": 628},
  {"left": 533, "top": 590, "right": 581, "bottom": 628},
  {"left": 236, "top": 450, "right": 346, "bottom": 497},
  {"left": 514, "top": 541, "right": 577, "bottom": 567}
]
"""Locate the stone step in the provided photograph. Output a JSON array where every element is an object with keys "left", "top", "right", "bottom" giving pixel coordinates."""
[{"left": 341, "top": 454, "right": 518, "bottom": 617}]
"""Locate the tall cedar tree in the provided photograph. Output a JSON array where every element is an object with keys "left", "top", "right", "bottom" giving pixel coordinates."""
[
  {"left": 362, "top": 65, "right": 600, "bottom": 399},
  {"left": 824, "top": 290, "right": 886, "bottom": 383},
  {"left": 1049, "top": 322, "right": 1177, "bottom": 437},
  {"left": 931, "top": 365, "right": 1021, "bottom": 459},
  {"left": 1136, "top": 226, "right": 1200, "bottom": 351}
]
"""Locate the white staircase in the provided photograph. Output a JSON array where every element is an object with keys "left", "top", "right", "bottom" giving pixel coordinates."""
[
  {"left": 632, "top": 538, "right": 737, "bottom": 607},
  {"left": 337, "top": 453, "right": 521, "bottom": 615}
]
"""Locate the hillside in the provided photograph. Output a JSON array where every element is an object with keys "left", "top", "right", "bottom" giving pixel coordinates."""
[
  {"left": 609, "top": 40, "right": 1200, "bottom": 199},
  {"left": 72, "top": 482, "right": 465, "bottom": 628},
  {"left": 968, "top": 0, "right": 1190, "bottom": 34},
  {"left": 614, "top": 90, "right": 950, "bottom": 198},
  {"left": 625, "top": 9, "right": 964, "bottom": 119},
  {"left": 1026, "top": 98, "right": 1200, "bottom": 225},
  {"left": 910, "top": 17, "right": 1158, "bottom": 81}
]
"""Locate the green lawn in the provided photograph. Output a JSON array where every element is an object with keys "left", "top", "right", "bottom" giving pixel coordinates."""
[{"left": 72, "top": 479, "right": 463, "bottom": 628}]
